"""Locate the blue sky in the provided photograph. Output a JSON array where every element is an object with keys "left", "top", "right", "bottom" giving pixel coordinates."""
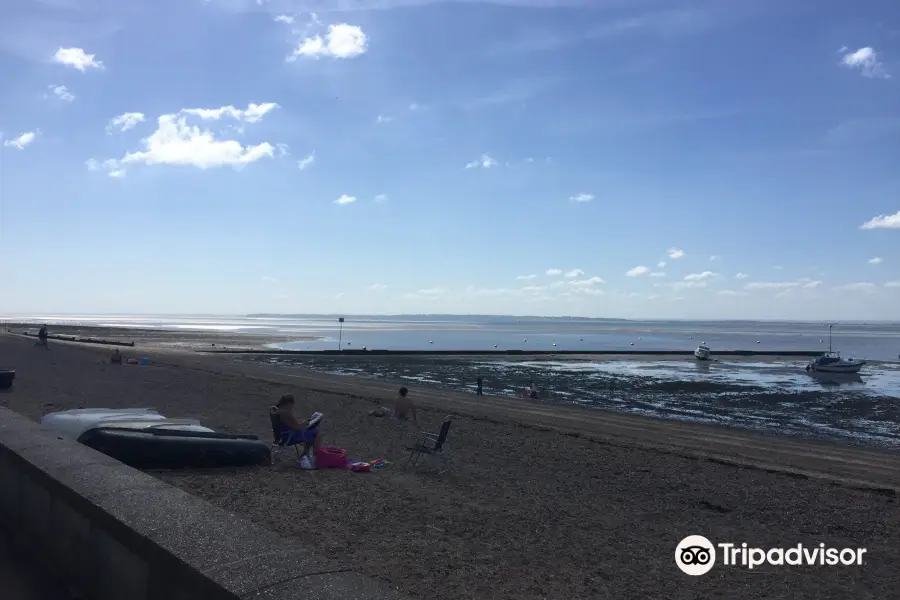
[{"left": 1, "top": 0, "right": 899, "bottom": 320}]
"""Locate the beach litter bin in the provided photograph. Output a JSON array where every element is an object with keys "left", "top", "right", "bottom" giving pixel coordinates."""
[{"left": 0, "top": 369, "right": 15, "bottom": 390}]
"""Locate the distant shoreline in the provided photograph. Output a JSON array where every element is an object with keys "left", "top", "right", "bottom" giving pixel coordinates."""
[{"left": 4, "top": 313, "right": 900, "bottom": 325}]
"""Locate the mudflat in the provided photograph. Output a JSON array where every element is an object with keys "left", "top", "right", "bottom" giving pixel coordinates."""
[{"left": 1, "top": 333, "right": 897, "bottom": 600}]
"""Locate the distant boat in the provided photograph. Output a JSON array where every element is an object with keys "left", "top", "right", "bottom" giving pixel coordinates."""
[
  {"left": 806, "top": 324, "right": 866, "bottom": 374},
  {"left": 694, "top": 344, "right": 711, "bottom": 360}
]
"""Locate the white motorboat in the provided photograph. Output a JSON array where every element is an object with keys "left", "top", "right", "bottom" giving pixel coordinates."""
[
  {"left": 805, "top": 324, "right": 866, "bottom": 374},
  {"left": 806, "top": 352, "right": 865, "bottom": 374},
  {"left": 41, "top": 408, "right": 213, "bottom": 440},
  {"left": 694, "top": 344, "right": 711, "bottom": 360}
]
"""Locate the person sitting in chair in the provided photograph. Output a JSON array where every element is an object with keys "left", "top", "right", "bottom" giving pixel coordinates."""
[{"left": 274, "top": 394, "right": 323, "bottom": 458}]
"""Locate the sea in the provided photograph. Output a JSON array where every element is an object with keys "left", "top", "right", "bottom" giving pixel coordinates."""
[{"left": 4, "top": 313, "right": 899, "bottom": 360}]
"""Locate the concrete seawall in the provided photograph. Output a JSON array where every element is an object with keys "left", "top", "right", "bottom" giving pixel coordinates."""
[{"left": 0, "top": 407, "right": 404, "bottom": 600}]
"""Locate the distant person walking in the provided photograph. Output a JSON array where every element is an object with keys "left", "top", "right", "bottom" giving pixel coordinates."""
[
  {"left": 476, "top": 375, "right": 483, "bottom": 396},
  {"left": 38, "top": 324, "right": 49, "bottom": 349}
]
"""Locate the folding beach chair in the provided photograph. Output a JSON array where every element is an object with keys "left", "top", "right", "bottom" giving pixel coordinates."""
[
  {"left": 405, "top": 416, "right": 452, "bottom": 474},
  {"left": 269, "top": 406, "right": 303, "bottom": 464}
]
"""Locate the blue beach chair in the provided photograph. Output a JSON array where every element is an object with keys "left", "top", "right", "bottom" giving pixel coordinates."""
[{"left": 269, "top": 406, "right": 303, "bottom": 464}]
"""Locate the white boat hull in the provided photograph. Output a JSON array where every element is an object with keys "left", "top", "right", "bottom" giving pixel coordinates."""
[
  {"left": 41, "top": 408, "right": 213, "bottom": 440},
  {"left": 807, "top": 361, "right": 865, "bottom": 374},
  {"left": 694, "top": 347, "right": 711, "bottom": 360}
]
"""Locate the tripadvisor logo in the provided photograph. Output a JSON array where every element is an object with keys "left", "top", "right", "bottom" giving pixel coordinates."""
[{"left": 675, "top": 535, "right": 867, "bottom": 576}]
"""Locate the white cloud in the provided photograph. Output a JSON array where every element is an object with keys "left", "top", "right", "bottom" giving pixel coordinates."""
[
  {"left": 709, "top": 255, "right": 719, "bottom": 261},
  {"left": 465, "top": 154, "right": 498, "bottom": 169},
  {"left": 649, "top": 272, "right": 665, "bottom": 277},
  {"left": 773, "top": 265, "right": 784, "bottom": 270},
  {"left": 297, "top": 151, "right": 315, "bottom": 170},
  {"left": 739, "top": 278, "right": 821, "bottom": 291},
  {"left": 2, "top": 132, "right": 36, "bottom": 150},
  {"left": 369, "top": 283, "right": 387, "bottom": 291},
  {"left": 334, "top": 194, "right": 357, "bottom": 205},
  {"left": 47, "top": 84, "right": 74, "bottom": 102},
  {"left": 545, "top": 268, "right": 562, "bottom": 276},
  {"left": 626, "top": 265, "right": 650, "bottom": 277},
  {"left": 840, "top": 46, "right": 890, "bottom": 79},
  {"left": 569, "top": 193, "right": 594, "bottom": 203},
  {"left": 289, "top": 23, "right": 368, "bottom": 60},
  {"left": 182, "top": 103, "right": 278, "bottom": 123},
  {"left": 667, "top": 247, "right": 685, "bottom": 259},
  {"left": 657, "top": 261, "right": 666, "bottom": 268},
  {"left": 564, "top": 269, "right": 584, "bottom": 278},
  {"left": 516, "top": 274, "right": 537, "bottom": 280},
  {"left": 376, "top": 114, "right": 394, "bottom": 123},
  {"left": 744, "top": 282, "right": 798, "bottom": 290},
  {"left": 868, "top": 257, "right": 883, "bottom": 265},
  {"left": 569, "top": 287, "right": 604, "bottom": 297},
  {"left": 570, "top": 276, "right": 604, "bottom": 287},
  {"left": 717, "top": 290, "right": 747, "bottom": 297},
  {"left": 88, "top": 105, "right": 278, "bottom": 177},
  {"left": 53, "top": 47, "right": 103, "bottom": 71},
  {"left": 684, "top": 271, "right": 717, "bottom": 281},
  {"left": 274, "top": 15, "right": 294, "bottom": 24},
  {"left": 106, "top": 112, "right": 146, "bottom": 134},
  {"left": 656, "top": 281, "right": 707, "bottom": 290},
  {"left": 374, "top": 194, "right": 388, "bottom": 203},
  {"left": 885, "top": 281, "right": 900, "bottom": 288},
  {"left": 409, "top": 103, "right": 420, "bottom": 111},
  {"left": 735, "top": 272, "right": 749, "bottom": 279},
  {"left": 833, "top": 282, "right": 876, "bottom": 293},
  {"left": 860, "top": 211, "right": 900, "bottom": 229}
]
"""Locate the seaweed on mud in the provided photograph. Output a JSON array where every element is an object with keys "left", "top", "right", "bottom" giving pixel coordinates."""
[
  {"left": 241, "top": 355, "right": 900, "bottom": 447},
  {"left": 633, "top": 379, "right": 765, "bottom": 394}
]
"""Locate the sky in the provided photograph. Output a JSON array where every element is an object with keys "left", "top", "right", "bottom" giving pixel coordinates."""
[{"left": 0, "top": 0, "right": 899, "bottom": 321}]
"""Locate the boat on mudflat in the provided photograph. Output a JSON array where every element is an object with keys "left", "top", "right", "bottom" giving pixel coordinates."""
[
  {"left": 805, "top": 324, "right": 866, "bottom": 374},
  {"left": 806, "top": 352, "right": 866, "bottom": 374},
  {"left": 41, "top": 408, "right": 270, "bottom": 469},
  {"left": 694, "top": 344, "right": 711, "bottom": 360}
]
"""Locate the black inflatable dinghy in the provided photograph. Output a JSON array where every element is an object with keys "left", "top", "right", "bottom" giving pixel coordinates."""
[
  {"left": 0, "top": 369, "right": 14, "bottom": 390},
  {"left": 77, "top": 427, "right": 271, "bottom": 469}
]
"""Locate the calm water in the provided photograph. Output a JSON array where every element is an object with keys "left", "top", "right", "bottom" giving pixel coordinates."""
[{"left": 5, "top": 314, "right": 900, "bottom": 361}]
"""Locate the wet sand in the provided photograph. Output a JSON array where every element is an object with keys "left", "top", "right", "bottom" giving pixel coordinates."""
[{"left": 2, "top": 332, "right": 899, "bottom": 600}]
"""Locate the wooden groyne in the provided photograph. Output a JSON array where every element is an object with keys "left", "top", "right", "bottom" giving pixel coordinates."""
[
  {"left": 199, "top": 348, "right": 823, "bottom": 357},
  {"left": 21, "top": 332, "right": 135, "bottom": 347}
]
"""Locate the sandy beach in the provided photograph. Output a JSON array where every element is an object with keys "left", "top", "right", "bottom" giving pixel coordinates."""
[{"left": 1, "top": 332, "right": 898, "bottom": 599}]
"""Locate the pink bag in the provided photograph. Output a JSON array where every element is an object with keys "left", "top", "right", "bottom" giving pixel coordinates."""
[
  {"left": 349, "top": 462, "right": 371, "bottom": 473},
  {"left": 314, "top": 447, "right": 348, "bottom": 469}
]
